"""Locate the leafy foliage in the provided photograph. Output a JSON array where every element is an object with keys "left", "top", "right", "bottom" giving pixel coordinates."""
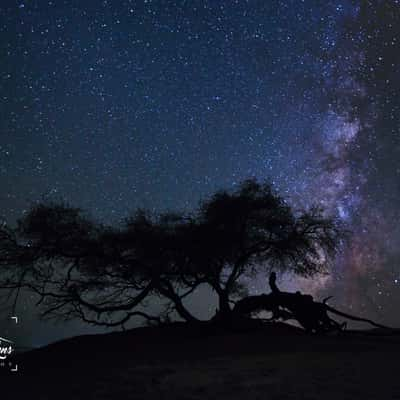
[{"left": 0, "top": 179, "right": 344, "bottom": 326}]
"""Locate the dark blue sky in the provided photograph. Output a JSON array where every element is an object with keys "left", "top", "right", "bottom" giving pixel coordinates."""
[{"left": 1, "top": 1, "right": 348, "bottom": 222}]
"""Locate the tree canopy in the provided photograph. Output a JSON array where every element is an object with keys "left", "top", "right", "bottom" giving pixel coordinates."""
[{"left": 0, "top": 179, "right": 344, "bottom": 328}]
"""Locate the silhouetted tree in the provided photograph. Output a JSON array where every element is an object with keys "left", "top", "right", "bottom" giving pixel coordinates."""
[
  {"left": 178, "top": 179, "right": 343, "bottom": 320},
  {"left": 0, "top": 179, "right": 343, "bottom": 327}
]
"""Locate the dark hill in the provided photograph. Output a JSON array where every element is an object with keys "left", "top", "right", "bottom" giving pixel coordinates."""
[{"left": 2, "top": 322, "right": 400, "bottom": 399}]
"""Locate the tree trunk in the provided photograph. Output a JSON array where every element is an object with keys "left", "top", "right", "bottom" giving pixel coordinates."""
[
  {"left": 214, "top": 290, "right": 233, "bottom": 323},
  {"left": 219, "top": 291, "right": 231, "bottom": 313}
]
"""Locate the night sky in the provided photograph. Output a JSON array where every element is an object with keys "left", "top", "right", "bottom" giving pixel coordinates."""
[{"left": 1, "top": 0, "right": 400, "bottom": 347}]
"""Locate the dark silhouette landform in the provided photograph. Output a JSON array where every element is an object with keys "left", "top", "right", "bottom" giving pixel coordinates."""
[
  {"left": 2, "top": 273, "right": 398, "bottom": 400},
  {"left": 2, "top": 318, "right": 400, "bottom": 399}
]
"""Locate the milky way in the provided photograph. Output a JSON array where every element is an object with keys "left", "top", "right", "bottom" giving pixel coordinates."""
[{"left": 1, "top": 1, "right": 400, "bottom": 345}]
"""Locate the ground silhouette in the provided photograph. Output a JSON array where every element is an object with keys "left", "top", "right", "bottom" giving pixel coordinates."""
[{"left": 1, "top": 321, "right": 400, "bottom": 399}]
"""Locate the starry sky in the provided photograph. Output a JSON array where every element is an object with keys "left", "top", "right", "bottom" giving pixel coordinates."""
[{"left": 1, "top": 0, "right": 400, "bottom": 346}]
